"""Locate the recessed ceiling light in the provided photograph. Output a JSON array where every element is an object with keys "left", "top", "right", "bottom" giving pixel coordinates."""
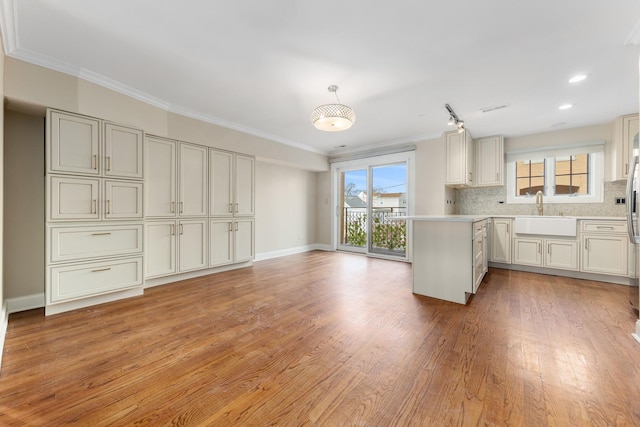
[
  {"left": 569, "top": 74, "right": 587, "bottom": 83},
  {"left": 558, "top": 104, "right": 573, "bottom": 110}
]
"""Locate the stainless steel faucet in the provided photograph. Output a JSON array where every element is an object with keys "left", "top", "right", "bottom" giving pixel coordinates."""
[{"left": 535, "top": 190, "right": 544, "bottom": 216}]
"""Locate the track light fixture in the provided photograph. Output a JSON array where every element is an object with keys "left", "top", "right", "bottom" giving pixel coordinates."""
[{"left": 445, "top": 103, "right": 465, "bottom": 133}]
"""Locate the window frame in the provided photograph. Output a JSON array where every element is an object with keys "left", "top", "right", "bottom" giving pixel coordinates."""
[{"left": 506, "top": 144, "right": 604, "bottom": 205}]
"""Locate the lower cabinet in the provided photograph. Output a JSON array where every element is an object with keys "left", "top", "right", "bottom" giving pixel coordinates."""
[
  {"left": 581, "top": 234, "right": 628, "bottom": 276},
  {"left": 209, "top": 218, "right": 255, "bottom": 267},
  {"left": 144, "top": 219, "right": 209, "bottom": 278},
  {"left": 490, "top": 218, "right": 512, "bottom": 263},
  {"left": 513, "top": 237, "right": 578, "bottom": 271}
]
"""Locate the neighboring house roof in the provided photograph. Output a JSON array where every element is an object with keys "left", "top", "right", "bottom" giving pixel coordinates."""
[{"left": 344, "top": 196, "right": 367, "bottom": 208}]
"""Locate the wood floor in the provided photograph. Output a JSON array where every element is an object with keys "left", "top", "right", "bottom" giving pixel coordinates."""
[{"left": 1, "top": 251, "right": 639, "bottom": 426}]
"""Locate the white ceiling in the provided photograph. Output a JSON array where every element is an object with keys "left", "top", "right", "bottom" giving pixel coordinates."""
[{"left": 2, "top": 0, "right": 640, "bottom": 155}]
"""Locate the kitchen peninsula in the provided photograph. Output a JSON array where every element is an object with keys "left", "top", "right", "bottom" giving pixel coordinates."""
[{"left": 406, "top": 216, "right": 490, "bottom": 304}]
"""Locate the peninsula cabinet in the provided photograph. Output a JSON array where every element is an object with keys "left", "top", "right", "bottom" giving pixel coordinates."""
[
  {"left": 445, "top": 129, "right": 474, "bottom": 187},
  {"left": 210, "top": 149, "right": 255, "bottom": 217},
  {"left": 475, "top": 135, "right": 504, "bottom": 186},
  {"left": 489, "top": 218, "right": 512, "bottom": 263},
  {"left": 45, "top": 108, "right": 145, "bottom": 315}
]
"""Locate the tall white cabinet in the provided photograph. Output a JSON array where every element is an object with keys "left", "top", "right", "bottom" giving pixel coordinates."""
[
  {"left": 45, "top": 109, "right": 144, "bottom": 315},
  {"left": 144, "top": 140, "right": 255, "bottom": 279},
  {"left": 209, "top": 149, "right": 255, "bottom": 267},
  {"left": 445, "top": 129, "right": 474, "bottom": 186}
]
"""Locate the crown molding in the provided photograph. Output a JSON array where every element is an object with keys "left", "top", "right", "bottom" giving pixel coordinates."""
[
  {"left": 625, "top": 18, "right": 640, "bottom": 45},
  {"left": 0, "top": 0, "right": 18, "bottom": 54}
]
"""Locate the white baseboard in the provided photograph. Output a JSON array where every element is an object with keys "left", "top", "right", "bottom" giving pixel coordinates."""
[
  {"left": 254, "top": 244, "right": 332, "bottom": 262},
  {"left": 6, "top": 293, "right": 45, "bottom": 314},
  {"left": 0, "top": 301, "right": 8, "bottom": 372}
]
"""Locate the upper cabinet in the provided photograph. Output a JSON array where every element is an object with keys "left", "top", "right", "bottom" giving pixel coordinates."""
[
  {"left": 47, "top": 110, "right": 144, "bottom": 180},
  {"left": 179, "top": 143, "right": 208, "bottom": 217},
  {"left": 209, "top": 149, "right": 255, "bottom": 217},
  {"left": 48, "top": 110, "right": 101, "bottom": 176},
  {"left": 612, "top": 113, "right": 639, "bottom": 181},
  {"left": 474, "top": 135, "right": 504, "bottom": 187},
  {"left": 445, "top": 129, "right": 474, "bottom": 187},
  {"left": 145, "top": 136, "right": 177, "bottom": 218},
  {"left": 104, "top": 123, "right": 144, "bottom": 179}
]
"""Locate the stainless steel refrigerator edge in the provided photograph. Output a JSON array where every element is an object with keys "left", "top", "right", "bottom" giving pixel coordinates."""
[{"left": 625, "top": 137, "right": 640, "bottom": 313}]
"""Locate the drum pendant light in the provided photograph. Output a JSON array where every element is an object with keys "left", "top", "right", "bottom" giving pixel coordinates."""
[{"left": 311, "top": 85, "right": 356, "bottom": 131}]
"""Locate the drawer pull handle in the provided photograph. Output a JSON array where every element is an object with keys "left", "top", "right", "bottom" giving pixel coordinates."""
[
  {"left": 91, "top": 232, "right": 112, "bottom": 236},
  {"left": 91, "top": 268, "right": 111, "bottom": 273},
  {"left": 596, "top": 226, "right": 614, "bottom": 230}
]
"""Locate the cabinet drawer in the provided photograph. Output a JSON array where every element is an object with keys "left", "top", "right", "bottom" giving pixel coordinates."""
[
  {"left": 49, "top": 257, "right": 143, "bottom": 303},
  {"left": 581, "top": 220, "right": 626, "bottom": 234},
  {"left": 50, "top": 224, "right": 143, "bottom": 262}
]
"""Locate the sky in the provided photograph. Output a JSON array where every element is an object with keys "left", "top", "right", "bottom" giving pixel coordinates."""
[{"left": 344, "top": 163, "right": 407, "bottom": 194}]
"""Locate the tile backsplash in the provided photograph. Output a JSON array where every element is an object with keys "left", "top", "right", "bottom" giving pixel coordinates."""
[{"left": 455, "top": 181, "right": 627, "bottom": 217}]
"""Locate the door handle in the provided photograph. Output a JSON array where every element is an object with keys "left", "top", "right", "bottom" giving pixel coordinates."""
[
  {"left": 106, "top": 199, "right": 111, "bottom": 215},
  {"left": 106, "top": 156, "right": 111, "bottom": 172},
  {"left": 92, "top": 199, "right": 97, "bottom": 215}
]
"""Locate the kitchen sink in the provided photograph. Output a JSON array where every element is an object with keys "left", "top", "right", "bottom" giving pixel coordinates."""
[{"left": 513, "top": 216, "right": 577, "bottom": 237}]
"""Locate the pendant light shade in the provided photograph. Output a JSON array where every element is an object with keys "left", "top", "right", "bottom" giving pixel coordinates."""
[{"left": 311, "top": 85, "right": 355, "bottom": 131}]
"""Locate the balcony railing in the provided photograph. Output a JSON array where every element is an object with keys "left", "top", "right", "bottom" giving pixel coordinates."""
[{"left": 341, "top": 207, "right": 407, "bottom": 254}]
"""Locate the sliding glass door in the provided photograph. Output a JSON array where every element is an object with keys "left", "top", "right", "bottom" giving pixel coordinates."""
[{"left": 335, "top": 154, "right": 411, "bottom": 260}]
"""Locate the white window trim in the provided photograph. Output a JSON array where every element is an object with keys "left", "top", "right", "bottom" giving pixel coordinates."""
[{"left": 506, "top": 143, "right": 604, "bottom": 204}]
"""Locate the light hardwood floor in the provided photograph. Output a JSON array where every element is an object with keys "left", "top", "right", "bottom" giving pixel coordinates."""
[{"left": 1, "top": 251, "right": 639, "bottom": 426}]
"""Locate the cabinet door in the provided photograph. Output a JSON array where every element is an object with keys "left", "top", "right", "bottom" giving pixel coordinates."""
[
  {"left": 104, "top": 123, "right": 144, "bottom": 179},
  {"left": 235, "top": 218, "right": 255, "bottom": 263},
  {"left": 513, "top": 238, "right": 543, "bottom": 266},
  {"left": 490, "top": 219, "right": 512, "bottom": 263},
  {"left": 48, "top": 110, "right": 100, "bottom": 175},
  {"left": 144, "top": 221, "right": 177, "bottom": 278},
  {"left": 179, "top": 143, "right": 208, "bottom": 217},
  {"left": 104, "top": 180, "right": 143, "bottom": 220},
  {"left": 49, "top": 176, "right": 100, "bottom": 221},
  {"left": 445, "top": 130, "right": 473, "bottom": 186},
  {"left": 581, "top": 235, "right": 628, "bottom": 276},
  {"left": 475, "top": 135, "right": 504, "bottom": 186},
  {"left": 210, "top": 150, "right": 234, "bottom": 217},
  {"left": 145, "top": 136, "right": 177, "bottom": 217},
  {"left": 209, "top": 219, "right": 233, "bottom": 267},
  {"left": 544, "top": 239, "right": 578, "bottom": 271},
  {"left": 178, "top": 220, "right": 208, "bottom": 272},
  {"left": 235, "top": 154, "right": 255, "bottom": 216}
]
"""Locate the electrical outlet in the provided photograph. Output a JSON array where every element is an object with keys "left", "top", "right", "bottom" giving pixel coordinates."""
[{"left": 616, "top": 197, "right": 626, "bottom": 205}]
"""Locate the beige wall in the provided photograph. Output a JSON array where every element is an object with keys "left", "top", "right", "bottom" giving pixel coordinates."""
[
  {"left": 315, "top": 171, "right": 332, "bottom": 246},
  {"left": 3, "top": 111, "right": 44, "bottom": 299},
  {"left": 255, "top": 162, "right": 317, "bottom": 255},
  {"left": 4, "top": 57, "right": 329, "bottom": 172}
]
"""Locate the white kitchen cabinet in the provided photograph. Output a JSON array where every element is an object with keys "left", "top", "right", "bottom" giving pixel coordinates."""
[
  {"left": 178, "top": 219, "right": 208, "bottom": 272},
  {"left": 48, "top": 176, "right": 100, "bottom": 221},
  {"left": 144, "top": 221, "right": 177, "bottom": 278},
  {"left": 612, "top": 113, "right": 639, "bottom": 181},
  {"left": 49, "top": 256, "right": 143, "bottom": 303},
  {"left": 46, "top": 109, "right": 145, "bottom": 314},
  {"left": 475, "top": 135, "right": 504, "bottom": 186},
  {"left": 179, "top": 143, "right": 208, "bottom": 217},
  {"left": 49, "top": 224, "right": 143, "bottom": 263},
  {"left": 47, "top": 110, "right": 101, "bottom": 176},
  {"left": 103, "top": 180, "right": 143, "bottom": 220},
  {"left": 490, "top": 218, "right": 512, "bottom": 263},
  {"left": 411, "top": 218, "right": 488, "bottom": 304},
  {"left": 104, "top": 122, "right": 144, "bottom": 179},
  {"left": 145, "top": 136, "right": 177, "bottom": 218},
  {"left": 209, "top": 218, "right": 255, "bottom": 267},
  {"left": 544, "top": 239, "right": 578, "bottom": 271},
  {"left": 513, "top": 237, "right": 543, "bottom": 266},
  {"left": 580, "top": 219, "right": 629, "bottom": 276},
  {"left": 581, "top": 234, "right": 628, "bottom": 276},
  {"left": 445, "top": 129, "right": 474, "bottom": 187},
  {"left": 209, "top": 149, "right": 255, "bottom": 217}
]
